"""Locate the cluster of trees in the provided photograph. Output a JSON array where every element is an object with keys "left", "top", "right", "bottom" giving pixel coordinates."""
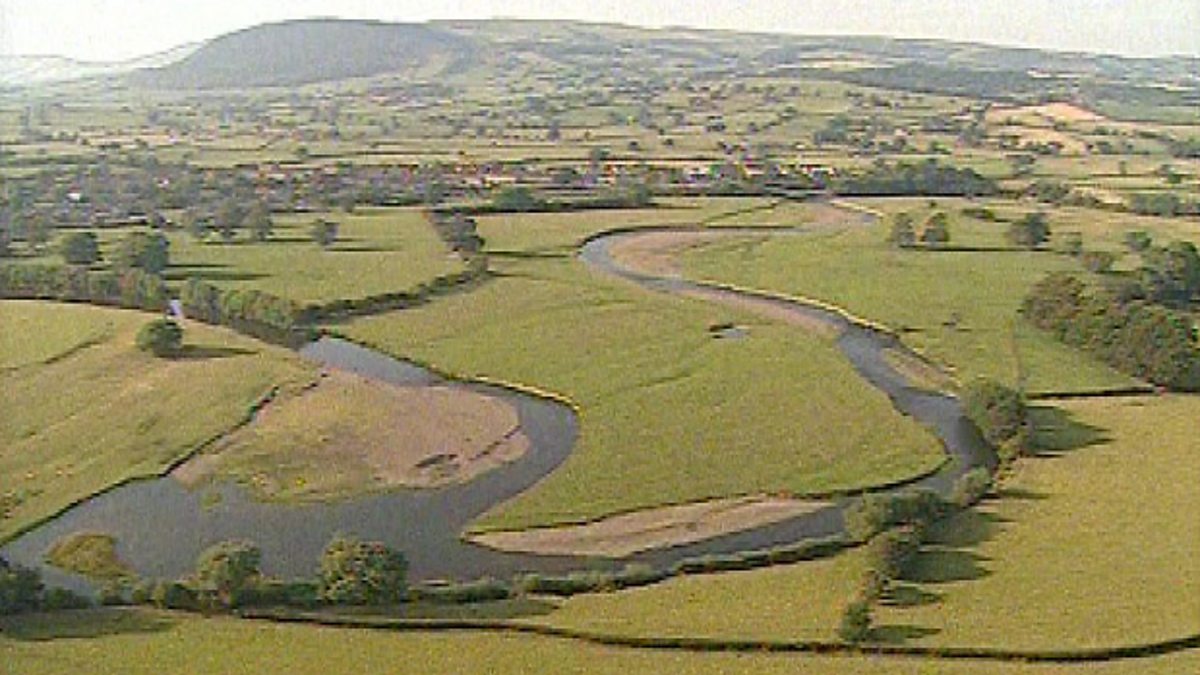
[
  {"left": 834, "top": 160, "right": 996, "bottom": 197},
  {"left": 0, "top": 264, "right": 168, "bottom": 311},
  {"left": 1129, "top": 192, "right": 1200, "bottom": 217},
  {"left": 428, "top": 211, "right": 483, "bottom": 254},
  {"left": 1022, "top": 273, "right": 1200, "bottom": 391},
  {"left": 187, "top": 200, "right": 275, "bottom": 243},
  {"left": 888, "top": 211, "right": 950, "bottom": 248},
  {"left": 180, "top": 279, "right": 300, "bottom": 344},
  {"left": 1137, "top": 240, "right": 1200, "bottom": 308},
  {"left": 1, "top": 556, "right": 89, "bottom": 617},
  {"left": 962, "top": 379, "right": 1029, "bottom": 460},
  {"left": 479, "top": 185, "right": 654, "bottom": 215}
]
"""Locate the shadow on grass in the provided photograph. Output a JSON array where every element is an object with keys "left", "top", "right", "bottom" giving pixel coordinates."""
[
  {"left": 0, "top": 609, "right": 175, "bottom": 641},
  {"left": 175, "top": 345, "right": 257, "bottom": 361},
  {"left": 1027, "top": 405, "right": 1111, "bottom": 457},
  {"left": 324, "top": 597, "right": 558, "bottom": 621},
  {"left": 903, "top": 549, "right": 992, "bottom": 584},
  {"left": 924, "top": 509, "right": 1007, "bottom": 548},
  {"left": 166, "top": 268, "right": 270, "bottom": 283},
  {"left": 994, "top": 486, "right": 1050, "bottom": 501},
  {"left": 882, "top": 583, "right": 942, "bottom": 608},
  {"left": 869, "top": 623, "right": 941, "bottom": 644}
]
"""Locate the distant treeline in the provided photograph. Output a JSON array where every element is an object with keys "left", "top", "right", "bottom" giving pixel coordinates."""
[{"left": 832, "top": 160, "right": 996, "bottom": 197}]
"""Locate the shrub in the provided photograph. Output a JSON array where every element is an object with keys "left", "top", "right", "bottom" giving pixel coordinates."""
[
  {"left": 844, "top": 490, "right": 948, "bottom": 542},
  {"left": 318, "top": 537, "right": 408, "bottom": 606},
  {"left": 412, "top": 578, "right": 511, "bottom": 604},
  {"left": 838, "top": 600, "right": 873, "bottom": 643},
  {"left": 1007, "top": 212, "right": 1051, "bottom": 249},
  {"left": 962, "top": 378, "right": 1027, "bottom": 447},
  {"left": 194, "top": 540, "right": 262, "bottom": 609},
  {"left": 130, "top": 580, "right": 156, "bottom": 605},
  {"left": 951, "top": 467, "right": 993, "bottom": 507},
  {"left": 98, "top": 581, "right": 129, "bottom": 606},
  {"left": 238, "top": 580, "right": 319, "bottom": 609},
  {"left": 151, "top": 581, "right": 198, "bottom": 610},
  {"left": 136, "top": 319, "right": 183, "bottom": 357},
  {"left": 59, "top": 231, "right": 100, "bottom": 266},
  {"left": 41, "top": 587, "right": 92, "bottom": 611},
  {"left": 0, "top": 557, "right": 43, "bottom": 615},
  {"left": 866, "top": 526, "right": 922, "bottom": 579},
  {"left": 1081, "top": 250, "right": 1116, "bottom": 273}
]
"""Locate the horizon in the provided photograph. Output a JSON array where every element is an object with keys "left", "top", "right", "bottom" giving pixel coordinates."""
[{"left": 1, "top": 1, "right": 1198, "bottom": 62}]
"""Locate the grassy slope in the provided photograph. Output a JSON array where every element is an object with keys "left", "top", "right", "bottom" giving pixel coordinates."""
[
  {"left": 682, "top": 221, "right": 1139, "bottom": 394},
  {"left": 345, "top": 255, "right": 943, "bottom": 531},
  {"left": 0, "top": 302, "right": 114, "bottom": 370},
  {"left": 1, "top": 610, "right": 1197, "bottom": 675},
  {"left": 0, "top": 301, "right": 316, "bottom": 541},
  {"left": 538, "top": 549, "right": 865, "bottom": 641},
  {"left": 163, "top": 207, "right": 464, "bottom": 304},
  {"left": 875, "top": 395, "right": 1200, "bottom": 650}
]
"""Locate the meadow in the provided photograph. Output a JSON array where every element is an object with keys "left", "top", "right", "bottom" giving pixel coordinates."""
[
  {"left": 345, "top": 254, "right": 945, "bottom": 532},
  {"left": 680, "top": 213, "right": 1142, "bottom": 394},
  {"left": 0, "top": 301, "right": 316, "bottom": 542}
]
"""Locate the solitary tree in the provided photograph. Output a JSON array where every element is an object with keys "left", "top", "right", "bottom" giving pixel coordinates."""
[
  {"left": 921, "top": 212, "right": 950, "bottom": 248},
  {"left": 136, "top": 319, "right": 183, "bottom": 357},
  {"left": 59, "top": 231, "right": 100, "bottom": 266},
  {"left": 1007, "top": 212, "right": 1051, "bottom": 249},
  {"left": 246, "top": 201, "right": 273, "bottom": 242},
  {"left": 194, "top": 540, "right": 261, "bottom": 608},
  {"left": 1123, "top": 230, "right": 1153, "bottom": 253},
  {"left": 888, "top": 212, "right": 916, "bottom": 248},
  {"left": 311, "top": 219, "right": 339, "bottom": 248},
  {"left": 116, "top": 232, "right": 169, "bottom": 273},
  {"left": 215, "top": 200, "right": 244, "bottom": 243},
  {"left": 318, "top": 537, "right": 407, "bottom": 606}
]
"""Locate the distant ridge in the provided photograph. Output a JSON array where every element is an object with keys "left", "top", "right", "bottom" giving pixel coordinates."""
[
  {"left": 0, "top": 43, "right": 197, "bottom": 87},
  {"left": 130, "top": 19, "right": 475, "bottom": 89}
]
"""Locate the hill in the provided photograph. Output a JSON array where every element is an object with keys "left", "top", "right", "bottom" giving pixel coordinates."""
[{"left": 130, "top": 19, "right": 475, "bottom": 89}]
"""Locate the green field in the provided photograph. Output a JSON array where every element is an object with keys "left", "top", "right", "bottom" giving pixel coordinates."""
[
  {"left": 164, "top": 207, "right": 464, "bottom": 305},
  {"left": 681, "top": 214, "right": 1140, "bottom": 394},
  {"left": 1, "top": 609, "right": 1196, "bottom": 675},
  {"left": 873, "top": 395, "right": 1200, "bottom": 650},
  {"left": 345, "top": 254, "right": 944, "bottom": 531},
  {"left": 0, "top": 301, "right": 316, "bottom": 541}
]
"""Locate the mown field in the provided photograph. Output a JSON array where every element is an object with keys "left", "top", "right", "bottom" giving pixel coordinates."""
[
  {"left": 1, "top": 609, "right": 1197, "bottom": 675},
  {"left": 0, "top": 301, "right": 316, "bottom": 541},
  {"left": 872, "top": 395, "right": 1200, "bottom": 650},
  {"left": 345, "top": 253, "right": 945, "bottom": 531},
  {"left": 680, "top": 209, "right": 1141, "bottom": 394}
]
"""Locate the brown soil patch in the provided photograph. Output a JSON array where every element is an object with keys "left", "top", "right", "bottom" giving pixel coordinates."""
[
  {"left": 470, "top": 495, "right": 830, "bottom": 558},
  {"left": 173, "top": 371, "right": 529, "bottom": 497},
  {"left": 608, "top": 230, "right": 731, "bottom": 277}
]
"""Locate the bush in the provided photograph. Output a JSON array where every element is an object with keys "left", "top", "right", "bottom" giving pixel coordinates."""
[
  {"left": 838, "top": 600, "right": 873, "bottom": 643},
  {"left": 844, "top": 490, "right": 948, "bottom": 542},
  {"left": 42, "top": 587, "right": 92, "bottom": 611},
  {"left": 412, "top": 578, "right": 511, "bottom": 604},
  {"left": 866, "top": 526, "right": 922, "bottom": 579},
  {"left": 151, "top": 581, "right": 198, "bottom": 610},
  {"left": 951, "top": 467, "right": 994, "bottom": 507},
  {"left": 98, "top": 581, "right": 129, "bottom": 606},
  {"left": 130, "top": 580, "right": 155, "bottom": 605},
  {"left": 194, "top": 540, "right": 261, "bottom": 609},
  {"left": 59, "top": 231, "right": 100, "bottom": 266},
  {"left": 136, "top": 319, "right": 183, "bottom": 357},
  {"left": 962, "top": 378, "right": 1027, "bottom": 447},
  {"left": 1081, "top": 250, "right": 1116, "bottom": 273},
  {"left": 318, "top": 537, "right": 408, "bottom": 606},
  {"left": 0, "top": 557, "right": 43, "bottom": 615},
  {"left": 238, "top": 580, "right": 319, "bottom": 609}
]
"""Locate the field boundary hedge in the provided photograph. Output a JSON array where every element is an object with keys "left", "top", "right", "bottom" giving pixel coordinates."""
[{"left": 238, "top": 608, "right": 1200, "bottom": 664}]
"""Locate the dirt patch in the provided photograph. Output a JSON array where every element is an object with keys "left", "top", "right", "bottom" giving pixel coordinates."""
[
  {"left": 469, "top": 495, "right": 830, "bottom": 558},
  {"left": 173, "top": 371, "right": 530, "bottom": 498},
  {"left": 608, "top": 230, "right": 732, "bottom": 277}
]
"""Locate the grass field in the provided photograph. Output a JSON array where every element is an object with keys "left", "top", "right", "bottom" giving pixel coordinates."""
[
  {"left": 164, "top": 207, "right": 464, "bottom": 305},
  {"left": 874, "top": 395, "right": 1200, "bottom": 650},
  {"left": 1, "top": 609, "right": 1197, "bottom": 674},
  {"left": 681, "top": 219, "right": 1140, "bottom": 394},
  {"left": 536, "top": 549, "right": 865, "bottom": 641},
  {"left": 0, "top": 301, "right": 316, "bottom": 541},
  {"left": 345, "top": 255, "right": 945, "bottom": 531}
]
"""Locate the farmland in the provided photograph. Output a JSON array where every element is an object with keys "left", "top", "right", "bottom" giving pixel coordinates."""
[{"left": 2, "top": 14, "right": 1199, "bottom": 675}]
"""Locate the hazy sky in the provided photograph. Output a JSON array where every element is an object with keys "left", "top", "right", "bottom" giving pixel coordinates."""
[{"left": 1, "top": 0, "right": 1197, "bottom": 61}]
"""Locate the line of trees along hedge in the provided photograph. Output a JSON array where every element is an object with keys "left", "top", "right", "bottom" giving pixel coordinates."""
[
  {"left": 1022, "top": 273, "right": 1200, "bottom": 391},
  {"left": 0, "top": 264, "right": 168, "bottom": 311},
  {"left": 180, "top": 278, "right": 303, "bottom": 345},
  {"left": 961, "top": 379, "right": 1028, "bottom": 453},
  {"left": 472, "top": 185, "right": 654, "bottom": 215},
  {"left": 832, "top": 160, "right": 996, "bottom": 197}
]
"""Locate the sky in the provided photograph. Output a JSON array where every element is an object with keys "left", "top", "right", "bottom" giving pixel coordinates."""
[{"left": 0, "top": 0, "right": 1197, "bottom": 61}]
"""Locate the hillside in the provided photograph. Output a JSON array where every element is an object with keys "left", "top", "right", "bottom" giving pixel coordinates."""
[{"left": 130, "top": 19, "right": 475, "bottom": 89}]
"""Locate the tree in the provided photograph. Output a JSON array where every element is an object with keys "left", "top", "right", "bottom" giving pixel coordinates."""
[
  {"left": 1007, "top": 211, "right": 1051, "bottom": 249},
  {"left": 215, "top": 200, "right": 244, "bottom": 243},
  {"left": 116, "top": 231, "right": 169, "bottom": 274},
  {"left": 838, "top": 600, "right": 873, "bottom": 643},
  {"left": 1124, "top": 230, "right": 1153, "bottom": 253},
  {"left": 311, "top": 219, "right": 339, "bottom": 248},
  {"left": 920, "top": 212, "right": 950, "bottom": 248},
  {"left": 962, "top": 378, "right": 1027, "bottom": 448},
  {"left": 246, "top": 201, "right": 273, "bottom": 242},
  {"left": 492, "top": 186, "right": 543, "bottom": 212},
  {"left": 194, "top": 540, "right": 261, "bottom": 608},
  {"left": 0, "top": 556, "right": 43, "bottom": 616},
  {"left": 888, "top": 212, "right": 916, "bottom": 248},
  {"left": 136, "top": 319, "right": 183, "bottom": 357},
  {"left": 59, "top": 231, "right": 100, "bottom": 266},
  {"left": 1139, "top": 241, "right": 1200, "bottom": 307},
  {"left": 318, "top": 537, "right": 407, "bottom": 606}
]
